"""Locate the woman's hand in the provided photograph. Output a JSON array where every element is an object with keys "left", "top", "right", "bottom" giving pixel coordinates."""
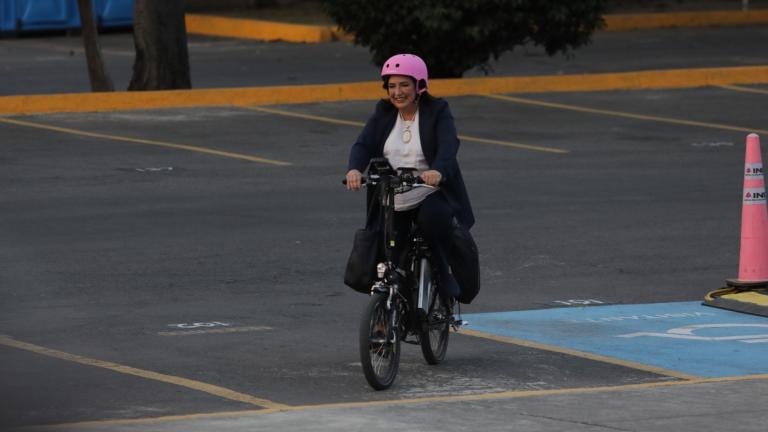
[
  {"left": 421, "top": 170, "right": 442, "bottom": 186},
  {"left": 346, "top": 169, "right": 363, "bottom": 191}
]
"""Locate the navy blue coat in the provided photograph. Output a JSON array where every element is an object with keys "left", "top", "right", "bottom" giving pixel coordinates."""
[{"left": 348, "top": 96, "right": 475, "bottom": 229}]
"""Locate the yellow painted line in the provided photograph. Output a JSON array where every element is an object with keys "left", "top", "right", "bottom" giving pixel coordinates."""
[
  {"left": 458, "top": 328, "right": 700, "bottom": 380},
  {"left": 718, "top": 84, "right": 768, "bottom": 95},
  {"left": 457, "top": 135, "right": 568, "bottom": 154},
  {"left": 18, "top": 410, "right": 286, "bottom": 431},
  {"left": 277, "top": 374, "right": 768, "bottom": 409},
  {"left": 604, "top": 10, "right": 768, "bottom": 31},
  {"left": 29, "top": 374, "right": 768, "bottom": 430},
  {"left": 485, "top": 93, "right": 768, "bottom": 135},
  {"left": 2, "top": 65, "right": 767, "bottom": 116},
  {"left": 185, "top": 14, "right": 344, "bottom": 43},
  {"left": 0, "top": 117, "right": 291, "bottom": 166},
  {"left": 157, "top": 326, "right": 273, "bottom": 337},
  {"left": 247, "top": 105, "right": 569, "bottom": 154},
  {"left": 249, "top": 105, "right": 366, "bottom": 127},
  {"left": 0, "top": 335, "right": 289, "bottom": 410}
]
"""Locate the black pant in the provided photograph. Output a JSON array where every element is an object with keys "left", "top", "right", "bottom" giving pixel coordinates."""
[{"left": 392, "top": 192, "right": 459, "bottom": 299}]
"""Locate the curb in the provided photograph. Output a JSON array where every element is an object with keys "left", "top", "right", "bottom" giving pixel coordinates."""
[
  {"left": 1, "top": 65, "right": 766, "bottom": 116},
  {"left": 184, "top": 10, "right": 768, "bottom": 43},
  {"left": 185, "top": 14, "right": 350, "bottom": 43},
  {"left": 604, "top": 9, "right": 768, "bottom": 31}
]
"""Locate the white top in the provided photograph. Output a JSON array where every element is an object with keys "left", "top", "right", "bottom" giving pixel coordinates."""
[{"left": 383, "top": 110, "right": 438, "bottom": 211}]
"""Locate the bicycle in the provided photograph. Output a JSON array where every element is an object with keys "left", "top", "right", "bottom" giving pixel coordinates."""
[{"left": 346, "top": 158, "right": 463, "bottom": 390}]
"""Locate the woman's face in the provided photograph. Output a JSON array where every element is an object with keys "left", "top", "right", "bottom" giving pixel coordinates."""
[{"left": 386, "top": 75, "right": 417, "bottom": 110}]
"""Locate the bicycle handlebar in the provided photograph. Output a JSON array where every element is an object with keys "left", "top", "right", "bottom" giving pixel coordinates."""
[{"left": 341, "top": 173, "right": 427, "bottom": 187}]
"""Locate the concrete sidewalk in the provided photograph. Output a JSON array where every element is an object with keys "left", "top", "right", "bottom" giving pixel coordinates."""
[{"left": 21, "top": 376, "right": 768, "bottom": 432}]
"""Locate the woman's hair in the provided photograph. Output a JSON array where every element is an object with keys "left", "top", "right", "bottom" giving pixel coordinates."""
[
  {"left": 381, "top": 75, "right": 433, "bottom": 106},
  {"left": 381, "top": 75, "right": 428, "bottom": 93}
]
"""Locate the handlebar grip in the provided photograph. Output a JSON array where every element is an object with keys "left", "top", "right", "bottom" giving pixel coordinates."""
[{"left": 342, "top": 178, "right": 367, "bottom": 186}]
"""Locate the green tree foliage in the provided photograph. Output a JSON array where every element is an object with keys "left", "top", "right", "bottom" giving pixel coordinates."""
[{"left": 323, "top": 0, "right": 606, "bottom": 78}]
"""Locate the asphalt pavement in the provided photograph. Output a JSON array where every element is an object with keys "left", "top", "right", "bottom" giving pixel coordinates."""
[
  {"left": 1, "top": 21, "right": 768, "bottom": 432},
  {"left": 1, "top": 25, "right": 767, "bottom": 95}
]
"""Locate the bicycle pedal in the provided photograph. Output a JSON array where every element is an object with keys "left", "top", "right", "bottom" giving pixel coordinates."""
[{"left": 450, "top": 319, "right": 468, "bottom": 331}]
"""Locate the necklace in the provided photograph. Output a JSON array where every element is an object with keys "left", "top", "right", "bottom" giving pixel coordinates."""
[{"left": 400, "top": 110, "right": 416, "bottom": 143}]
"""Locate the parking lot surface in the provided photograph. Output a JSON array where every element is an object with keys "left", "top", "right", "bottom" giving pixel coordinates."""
[
  {"left": 1, "top": 25, "right": 767, "bottom": 94},
  {"left": 2, "top": 23, "right": 768, "bottom": 432}
]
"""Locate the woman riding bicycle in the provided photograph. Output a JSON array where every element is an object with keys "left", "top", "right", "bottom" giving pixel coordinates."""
[{"left": 345, "top": 53, "right": 474, "bottom": 301}]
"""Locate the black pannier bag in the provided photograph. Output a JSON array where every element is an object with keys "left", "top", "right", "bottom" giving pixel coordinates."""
[
  {"left": 343, "top": 159, "right": 392, "bottom": 293},
  {"left": 344, "top": 227, "right": 381, "bottom": 293},
  {"left": 449, "top": 221, "right": 480, "bottom": 304}
]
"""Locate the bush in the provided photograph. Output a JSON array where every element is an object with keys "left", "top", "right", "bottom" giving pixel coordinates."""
[{"left": 323, "top": 0, "right": 606, "bottom": 78}]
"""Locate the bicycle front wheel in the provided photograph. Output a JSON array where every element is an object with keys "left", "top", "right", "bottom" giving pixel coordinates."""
[
  {"left": 359, "top": 293, "right": 400, "bottom": 390},
  {"left": 419, "top": 282, "right": 450, "bottom": 365}
]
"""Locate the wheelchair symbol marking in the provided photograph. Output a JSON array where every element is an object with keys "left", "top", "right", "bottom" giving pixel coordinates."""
[{"left": 619, "top": 323, "right": 768, "bottom": 343}]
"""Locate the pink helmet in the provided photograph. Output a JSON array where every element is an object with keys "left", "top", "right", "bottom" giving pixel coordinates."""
[{"left": 381, "top": 54, "right": 428, "bottom": 94}]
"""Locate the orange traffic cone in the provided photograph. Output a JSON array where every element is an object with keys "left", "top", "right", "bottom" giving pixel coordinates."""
[{"left": 727, "top": 133, "right": 768, "bottom": 287}]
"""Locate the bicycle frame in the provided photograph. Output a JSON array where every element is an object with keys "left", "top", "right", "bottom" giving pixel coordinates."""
[
  {"left": 355, "top": 158, "right": 455, "bottom": 389},
  {"left": 365, "top": 161, "right": 435, "bottom": 341}
]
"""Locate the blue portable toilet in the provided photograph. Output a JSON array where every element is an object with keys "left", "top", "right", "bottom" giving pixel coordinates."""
[
  {"left": 0, "top": 0, "right": 79, "bottom": 32},
  {"left": 0, "top": 2, "right": 12, "bottom": 32},
  {"left": 93, "top": 0, "right": 132, "bottom": 28},
  {"left": 0, "top": 0, "right": 132, "bottom": 33}
]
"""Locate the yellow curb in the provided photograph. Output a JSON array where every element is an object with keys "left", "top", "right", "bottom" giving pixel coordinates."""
[
  {"left": 0, "top": 82, "right": 374, "bottom": 115},
  {"left": 183, "top": 10, "right": 768, "bottom": 43},
  {"left": 431, "top": 65, "right": 768, "bottom": 95},
  {"left": 604, "top": 10, "right": 768, "bottom": 31},
  {"left": 185, "top": 13, "right": 347, "bottom": 43},
  {"left": 1, "top": 65, "right": 766, "bottom": 116}
]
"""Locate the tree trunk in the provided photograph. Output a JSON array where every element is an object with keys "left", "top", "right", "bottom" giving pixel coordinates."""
[
  {"left": 128, "top": 0, "right": 191, "bottom": 91},
  {"left": 77, "top": 0, "right": 114, "bottom": 92}
]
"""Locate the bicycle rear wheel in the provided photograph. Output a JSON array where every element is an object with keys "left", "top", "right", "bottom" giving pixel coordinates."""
[
  {"left": 359, "top": 293, "right": 400, "bottom": 390},
  {"left": 419, "top": 280, "right": 450, "bottom": 365}
]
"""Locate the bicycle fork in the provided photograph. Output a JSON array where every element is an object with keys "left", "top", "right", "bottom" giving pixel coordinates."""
[
  {"left": 416, "top": 256, "right": 431, "bottom": 316},
  {"left": 372, "top": 266, "right": 400, "bottom": 345},
  {"left": 386, "top": 285, "right": 399, "bottom": 344}
]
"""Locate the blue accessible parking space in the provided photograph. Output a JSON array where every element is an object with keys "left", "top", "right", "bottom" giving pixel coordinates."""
[{"left": 464, "top": 302, "right": 768, "bottom": 378}]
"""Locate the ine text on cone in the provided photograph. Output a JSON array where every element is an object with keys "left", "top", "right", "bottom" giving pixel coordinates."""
[{"left": 728, "top": 133, "right": 768, "bottom": 286}]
